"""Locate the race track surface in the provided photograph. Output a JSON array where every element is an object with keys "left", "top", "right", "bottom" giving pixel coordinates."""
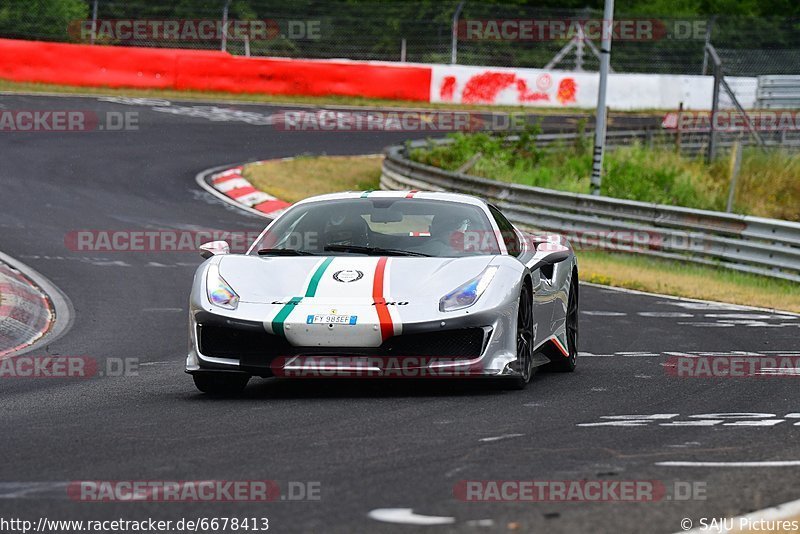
[{"left": 0, "top": 95, "right": 798, "bottom": 533}]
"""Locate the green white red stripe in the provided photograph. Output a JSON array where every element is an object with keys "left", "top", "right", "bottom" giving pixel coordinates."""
[
  {"left": 271, "top": 257, "right": 334, "bottom": 337},
  {"left": 372, "top": 257, "right": 394, "bottom": 342}
]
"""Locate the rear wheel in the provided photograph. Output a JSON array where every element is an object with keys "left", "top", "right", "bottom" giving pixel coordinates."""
[
  {"left": 502, "top": 282, "right": 534, "bottom": 390},
  {"left": 192, "top": 373, "right": 250, "bottom": 396},
  {"left": 552, "top": 274, "right": 578, "bottom": 372}
]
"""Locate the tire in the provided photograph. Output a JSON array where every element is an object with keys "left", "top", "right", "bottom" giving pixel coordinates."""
[
  {"left": 552, "top": 274, "right": 578, "bottom": 372},
  {"left": 192, "top": 372, "right": 250, "bottom": 395},
  {"left": 501, "top": 282, "right": 535, "bottom": 390}
]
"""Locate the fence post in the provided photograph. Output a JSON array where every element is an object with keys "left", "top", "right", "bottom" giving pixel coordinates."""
[
  {"left": 221, "top": 0, "right": 231, "bottom": 52},
  {"left": 590, "top": 0, "right": 615, "bottom": 196},
  {"left": 726, "top": 140, "right": 742, "bottom": 212},
  {"left": 90, "top": 0, "right": 98, "bottom": 45},
  {"left": 707, "top": 61, "right": 721, "bottom": 163},
  {"left": 451, "top": 1, "right": 465, "bottom": 64},
  {"left": 701, "top": 16, "right": 715, "bottom": 75},
  {"left": 400, "top": 38, "right": 407, "bottom": 62},
  {"left": 675, "top": 101, "right": 683, "bottom": 154}
]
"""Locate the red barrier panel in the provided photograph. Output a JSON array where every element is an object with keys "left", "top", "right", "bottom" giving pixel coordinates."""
[
  {"left": 0, "top": 38, "right": 431, "bottom": 101},
  {"left": 176, "top": 55, "right": 432, "bottom": 101}
]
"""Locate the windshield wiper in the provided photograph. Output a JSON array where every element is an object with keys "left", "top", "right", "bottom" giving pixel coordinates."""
[
  {"left": 323, "top": 244, "right": 430, "bottom": 257},
  {"left": 257, "top": 248, "right": 316, "bottom": 256}
]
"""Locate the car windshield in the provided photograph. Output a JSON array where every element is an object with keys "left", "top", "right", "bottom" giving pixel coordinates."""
[{"left": 249, "top": 197, "right": 501, "bottom": 258}]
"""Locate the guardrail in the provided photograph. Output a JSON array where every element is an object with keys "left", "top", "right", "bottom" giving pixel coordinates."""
[
  {"left": 525, "top": 128, "right": 800, "bottom": 156},
  {"left": 757, "top": 75, "right": 800, "bottom": 109},
  {"left": 381, "top": 139, "right": 800, "bottom": 283}
]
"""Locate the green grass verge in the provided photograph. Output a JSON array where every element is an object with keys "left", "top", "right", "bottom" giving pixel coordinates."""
[
  {"left": 410, "top": 129, "right": 800, "bottom": 221},
  {"left": 241, "top": 154, "right": 800, "bottom": 312}
]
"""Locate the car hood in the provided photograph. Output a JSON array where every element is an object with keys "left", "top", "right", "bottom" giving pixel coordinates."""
[{"left": 217, "top": 254, "right": 497, "bottom": 305}]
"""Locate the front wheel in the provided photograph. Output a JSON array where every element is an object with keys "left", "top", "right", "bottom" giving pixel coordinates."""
[
  {"left": 552, "top": 274, "right": 578, "bottom": 372},
  {"left": 192, "top": 372, "right": 250, "bottom": 395},
  {"left": 501, "top": 282, "right": 534, "bottom": 390}
]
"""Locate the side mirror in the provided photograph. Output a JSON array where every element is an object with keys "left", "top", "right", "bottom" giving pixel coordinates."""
[
  {"left": 528, "top": 243, "right": 570, "bottom": 271},
  {"left": 199, "top": 240, "right": 230, "bottom": 259}
]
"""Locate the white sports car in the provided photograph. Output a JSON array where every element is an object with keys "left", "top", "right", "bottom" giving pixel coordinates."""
[{"left": 186, "top": 190, "right": 579, "bottom": 394}]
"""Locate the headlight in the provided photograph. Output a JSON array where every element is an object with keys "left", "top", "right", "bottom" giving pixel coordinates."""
[
  {"left": 206, "top": 264, "right": 239, "bottom": 310},
  {"left": 439, "top": 266, "right": 498, "bottom": 312}
]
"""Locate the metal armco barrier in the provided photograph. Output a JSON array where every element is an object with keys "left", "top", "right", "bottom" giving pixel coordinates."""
[
  {"left": 757, "top": 76, "right": 800, "bottom": 109},
  {"left": 381, "top": 140, "right": 800, "bottom": 283}
]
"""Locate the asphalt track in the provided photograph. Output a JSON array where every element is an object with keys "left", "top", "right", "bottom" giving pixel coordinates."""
[{"left": 0, "top": 94, "right": 798, "bottom": 534}]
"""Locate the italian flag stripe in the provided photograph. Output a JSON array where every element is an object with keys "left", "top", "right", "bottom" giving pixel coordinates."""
[
  {"left": 272, "top": 296, "right": 302, "bottom": 338},
  {"left": 372, "top": 256, "right": 394, "bottom": 342},
  {"left": 305, "top": 257, "right": 334, "bottom": 297},
  {"left": 272, "top": 257, "right": 335, "bottom": 337}
]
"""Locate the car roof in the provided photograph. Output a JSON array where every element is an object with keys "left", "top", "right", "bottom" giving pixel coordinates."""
[{"left": 293, "top": 190, "right": 490, "bottom": 209}]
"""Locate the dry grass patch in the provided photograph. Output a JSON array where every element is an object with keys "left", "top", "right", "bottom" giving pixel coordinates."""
[
  {"left": 243, "top": 155, "right": 383, "bottom": 203},
  {"left": 579, "top": 251, "right": 800, "bottom": 313}
]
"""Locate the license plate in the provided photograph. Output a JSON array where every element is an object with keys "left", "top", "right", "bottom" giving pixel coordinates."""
[{"left": 306, "top": 314, "right": 357, "bottom": 325}]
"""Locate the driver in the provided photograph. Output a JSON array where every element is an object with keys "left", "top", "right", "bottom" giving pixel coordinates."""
[
  {"left": 323, "top": 212, "right": 370, "bottom": 248},
  {"left": 416, "top": 213, "right": 466, "bottom": 255}
]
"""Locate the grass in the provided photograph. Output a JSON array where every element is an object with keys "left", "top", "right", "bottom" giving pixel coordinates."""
[
  {"left": 578, "top": 251, "right": 800, "bottom": 313},
  {"left": 241, "top": 155, "right": 800, "bottom": 312},
  {"left": 243, "top": 155, "right": 382, "bottom": 203},
  {"left": 410, "top": 129, "right": 800, "bottom": 221}
]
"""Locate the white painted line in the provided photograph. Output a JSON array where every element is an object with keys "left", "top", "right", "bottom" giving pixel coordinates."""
[
  {"left": 638, "top": 312, "right": 694, "bottom": 318},
  {"left": 368, "top": 509, "right": 455, "bottom": 526},
  {"left": 705, "top": 313, "right": 785, "bottom": 320},
  {"left": 0, "top": 482, "right": 70, "bottom": 499},
  {"left": 757, "top": 368, "right": 800, "bottom": 376},
  {"left": 581, "top": 311, "right": 627, "bottom": 316},
  {"left": 465, "top": 519, "right": 495, "bottom": 527},
  {"left": 658, "top": 461, "right": 800, "bottom": 467},
  {"left": 479, "top": 433, "right": 524, "bottom": 442},
  {"left": 676, "top": 497, "right": 800, "bottom": 534},
  {"left": 677, "top": 322, "right": 735, "bottom": 328}
]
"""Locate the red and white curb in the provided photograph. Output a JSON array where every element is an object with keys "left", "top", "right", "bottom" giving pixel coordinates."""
[
  {"left": 0, "top": 261, "right": 54, "bottom": 358},
  {"left": 206, "top": 164, "right": 291, "bottom": 219}
]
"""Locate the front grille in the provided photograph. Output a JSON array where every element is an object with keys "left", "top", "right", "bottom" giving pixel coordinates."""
[
  {"left": 199, "top": 324, "right": 487, "bottom": 363},
  {"left": 379, "top": 328, "right": 486, "bottom": 359},
  {"left": 199, "top": 324, "right": 292, "bottom": 359}
]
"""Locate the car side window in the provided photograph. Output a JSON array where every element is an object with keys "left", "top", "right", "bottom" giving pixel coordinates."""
[{"left": 488, "top": 205, "right": 521, "bottom": 256}]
